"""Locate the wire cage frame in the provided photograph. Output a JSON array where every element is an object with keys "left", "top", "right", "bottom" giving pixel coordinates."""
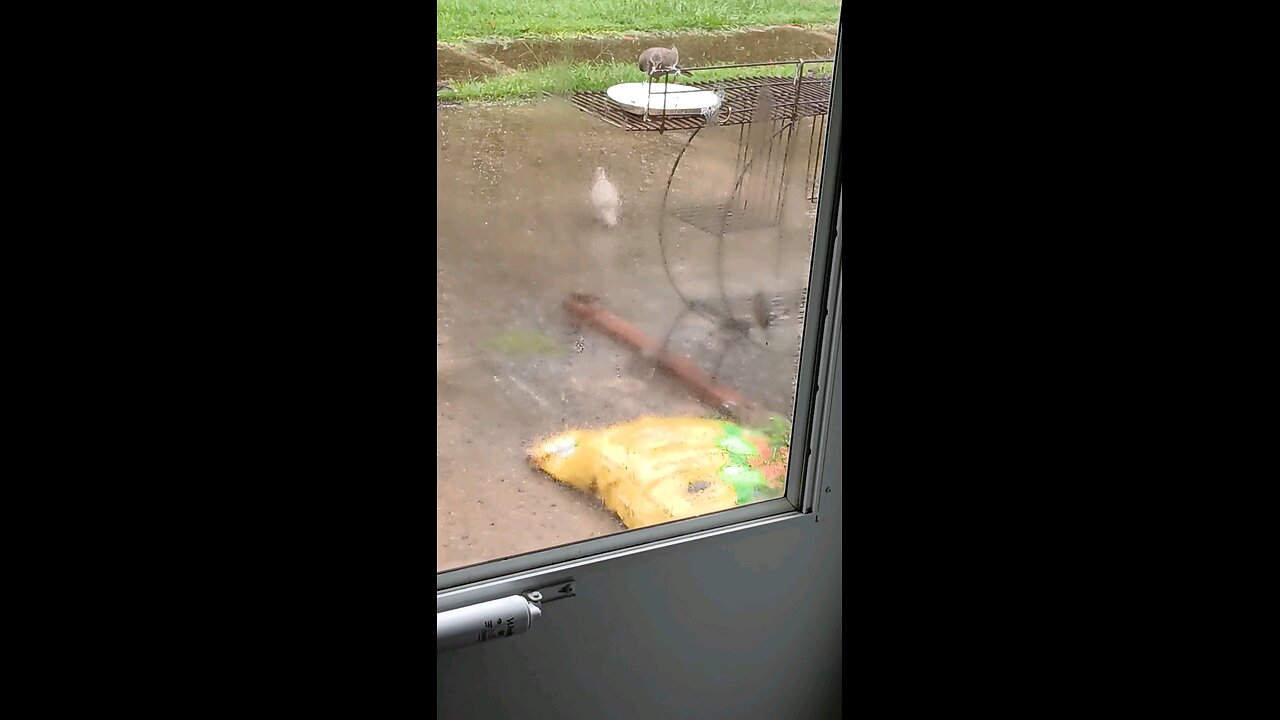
[
  {"left": 568, "top": 58, "right": 835, "bottom": 133},
  {"left": 567, "top": 58, "right": 833, "bottom": 204},
  {"left": 561, "top": 59, "right": 836, "bottom": 414}
]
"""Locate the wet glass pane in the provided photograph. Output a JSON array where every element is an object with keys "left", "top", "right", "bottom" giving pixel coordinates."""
[{"left": 438, "top": 60, "right": 835, "bottom": 572}]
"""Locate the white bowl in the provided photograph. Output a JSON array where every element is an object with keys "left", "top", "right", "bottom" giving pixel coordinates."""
[{"left": 606, "top": 82, "right": 720, "bottom": 117}]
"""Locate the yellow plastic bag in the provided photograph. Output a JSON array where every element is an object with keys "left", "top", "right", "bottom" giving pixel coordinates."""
[{"left": 528, "top": 417, "right": 788, "bottom": 529}]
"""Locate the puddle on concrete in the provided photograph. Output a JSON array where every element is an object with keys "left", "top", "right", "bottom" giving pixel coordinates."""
[
  {"left": 437, "top": 44, "right": 503, "bottom": 82},
  {"left": 469, "top": 27, "right": 835, "bottom": 72},
  {"left": 437, "top": 97, "right": 829, "bottom": 572}
]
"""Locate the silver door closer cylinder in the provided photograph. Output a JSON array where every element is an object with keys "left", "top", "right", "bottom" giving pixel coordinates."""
[
  {"left": 438, "top": 581, "right": 576, "bottom": 652},
  {"left": 437, "top": 595, "right": 540, "bottom": 652}
]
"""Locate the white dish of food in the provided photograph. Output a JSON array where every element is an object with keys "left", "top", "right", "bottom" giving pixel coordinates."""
[{"left": 606, "top": 82, "right": 720, "bottom": 117}]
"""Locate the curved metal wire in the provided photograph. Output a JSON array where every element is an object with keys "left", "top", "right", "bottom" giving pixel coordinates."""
[
  {"left": 643, "top": 63, "right": 833, "bottom": 393},
  {"left": 656, "top": 126, "right": 702, "bottom": 309}
]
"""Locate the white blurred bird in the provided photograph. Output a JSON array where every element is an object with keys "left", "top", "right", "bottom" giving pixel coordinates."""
[{"left": 590, "top": 166, "right": 621, "bottom": 227}]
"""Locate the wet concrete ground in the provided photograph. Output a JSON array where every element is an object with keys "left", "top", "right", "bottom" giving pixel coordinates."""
[{"left": 437, "top": 96, "right": 826, "bottom": 571}]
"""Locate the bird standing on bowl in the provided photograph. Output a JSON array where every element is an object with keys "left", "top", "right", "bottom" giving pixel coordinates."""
[
  {"left": 637, "top": 47, "right": 693, "bottom": 120},
  {"left": 638, "top": 46, "right": 693, "bottom": 83}
]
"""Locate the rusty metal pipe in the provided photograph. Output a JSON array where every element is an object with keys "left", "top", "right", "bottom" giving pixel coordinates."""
[{"left": 564, "top": 293, "right": 768, "bottom": 423}]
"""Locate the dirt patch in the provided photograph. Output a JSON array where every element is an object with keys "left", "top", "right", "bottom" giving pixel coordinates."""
[
  {"left": 469, "top": 27, "right": 835, "bottom": 72},
  {"left": 807, "top": 24, "right": 839, "bottom": 40},
  {"left": 437, "top": 45, "right": 505, "bottom": 83}
]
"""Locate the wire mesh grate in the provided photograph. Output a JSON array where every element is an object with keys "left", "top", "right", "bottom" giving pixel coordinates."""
[{"left": 567, "top": 75, "right": 831, "bottom": 132}]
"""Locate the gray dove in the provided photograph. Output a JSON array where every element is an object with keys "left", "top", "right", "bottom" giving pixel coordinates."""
[
  {"left": 591, "top": 167, "right": 620, "bottom": 227},
  {"left": 638, "top": 46, "right": 693, "bottom": 83}
]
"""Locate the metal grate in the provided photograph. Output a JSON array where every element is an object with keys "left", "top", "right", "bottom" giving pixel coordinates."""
[
  {"left": 670, "top": 202, "right": 782, "bottom": 234},
  {"left": 568, "top": 76, "right": 832, "bottom": 132}
]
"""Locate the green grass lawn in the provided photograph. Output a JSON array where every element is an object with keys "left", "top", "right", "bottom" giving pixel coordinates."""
[
  {"left": 442, "top": 62, "right": 827, "bottom": 102},
  {"left": 437, "top": 0, "right": 841, "bottom": 41}
]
